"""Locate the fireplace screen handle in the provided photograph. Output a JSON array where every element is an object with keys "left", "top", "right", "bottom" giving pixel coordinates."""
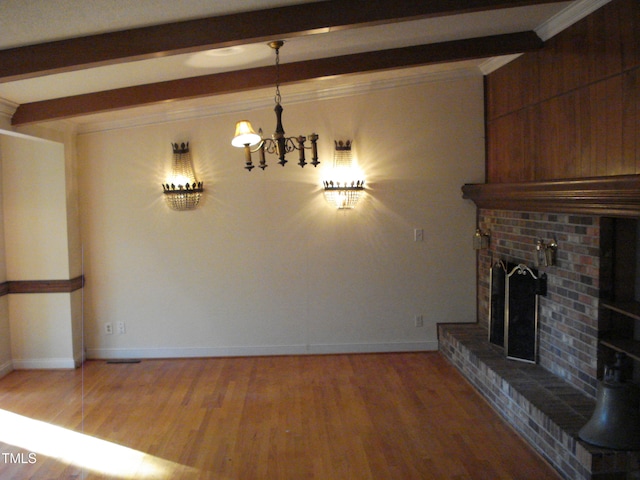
[{"left": 505, "top": 264, "right": 542, "bottom": 364}]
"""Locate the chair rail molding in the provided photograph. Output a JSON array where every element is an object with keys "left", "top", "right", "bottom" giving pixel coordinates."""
[{"left": 0, "top": 276, "right": 85, "bottom": 296}]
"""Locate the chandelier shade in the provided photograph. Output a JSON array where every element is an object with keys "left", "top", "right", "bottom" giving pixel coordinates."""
[
  {"left": 162, "top": 142, "right": 203, "bottom": 211},
  {"left": 231, "top": 120, "right": 262, "bottom": 148}
]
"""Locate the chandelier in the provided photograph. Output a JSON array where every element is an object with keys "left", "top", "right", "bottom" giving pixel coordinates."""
[
  {"left": 162, "top": 142, "right": 203, "bottom": 210},
  {"left": 323, "top": 140, "right": 365, "bottom": 209},
  {"left": 231, "top": 41, "right": 319, "bottom": 171}
]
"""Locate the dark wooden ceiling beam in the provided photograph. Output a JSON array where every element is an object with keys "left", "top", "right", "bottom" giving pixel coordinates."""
[
  {"left": 0, "top": 0, "right": 567, "bottom": 82},
  {"left": 11, "top": 31, "right": 542, "bottom": 125}
]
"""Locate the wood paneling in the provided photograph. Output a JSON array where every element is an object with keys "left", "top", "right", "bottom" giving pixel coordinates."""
[
  {"left": 487, "top": 110, "right": 526, "bottom": 182},
  {"left": 536, "top": 93, "right": 578, "bottom": 179},
  {"left": 485, "top": 0, "right": 639, "bottom": 183},
  {"left": 620, "top": 0, "right": 640, "bottom": 70},
  {"left": 622, "top": 69, "right": 640, "bottom": 173},
  {"left": 485, "top": 50, "right": 540, "bottom": 120},
  {"left": 0, "top": 353, "right": 562, "bottom": 479}
]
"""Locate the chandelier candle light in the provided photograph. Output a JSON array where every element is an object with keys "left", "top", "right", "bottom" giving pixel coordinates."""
[
  {"left": 162, "top": 142, "right": 203, "bottom": 211},
  {"left": 231, "top": 41, "right": 319, "bottom": 171},
  {"left": 323, "top": 140, "right": 365, "bottom": 209}
]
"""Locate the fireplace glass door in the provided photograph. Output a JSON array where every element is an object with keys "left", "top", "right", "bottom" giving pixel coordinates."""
[{"left": 505, "top": 264, "right": 541, "bottom": 363}]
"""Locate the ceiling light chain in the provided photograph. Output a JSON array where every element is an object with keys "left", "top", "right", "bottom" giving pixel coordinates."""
[
  {"left": 273, "top": 41, "right": 282, "bottom": 106},
  {"left": 231, "top": 41, "right": 319, "bottom": 171}
]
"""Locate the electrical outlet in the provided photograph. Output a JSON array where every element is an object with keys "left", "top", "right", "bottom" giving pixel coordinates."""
[
  {"left": 104, "top": 322, "right": 113, "bottom": 335},
  {"left": 117, "top": 321, "right": 126, "bottom": 334},
  {"left": 414, "top": 315, "right": 424, "bottom": 327}
]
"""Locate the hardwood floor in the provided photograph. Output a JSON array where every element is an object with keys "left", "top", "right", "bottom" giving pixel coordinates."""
[{"left": 0, "top": 352, "right": 561, "bottom": 479}]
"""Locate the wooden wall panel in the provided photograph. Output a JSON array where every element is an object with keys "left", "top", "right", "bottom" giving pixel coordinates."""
[
  {"left": 523, "top": 105, "right": 539, "bottom": 182},
  {"left": 576, "top": 87, "right": 593, "bottom": 177},
  {"left": 535, "top": 0, "right": 622, "bottom": 105},
  {"left": 589, "top": 76, "right": 624, "bottom": 177},
  {"left": 584, "top": 1, "right": 622, "bottom": 87},
  {"left": 622, "top": 69, "right": 640, "bottom": 173},
  {"left": 486, "top": 51, "right": 539, "bottom": 121},
  {"left": 536, "top": 93, "right": 579, "bottom": 179},
  {"left": 487, "top": 110, "right": 537, "bottom": 182},
  {"left": 620, "top": 0, "right": 640, "bottom": 70},
  {"left": 487, "top": 115, "right": 518, "bottom": 182},
  {"left": 486, "top": 0, "right": 637, "bottom": 183}
]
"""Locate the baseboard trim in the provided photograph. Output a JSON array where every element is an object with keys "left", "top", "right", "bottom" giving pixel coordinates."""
[
  {"left": 12, "top": 357, "right": 78, "bottom": 369},
  {"left": 86, "top": 341, "right": 439, "bottom": 360}
]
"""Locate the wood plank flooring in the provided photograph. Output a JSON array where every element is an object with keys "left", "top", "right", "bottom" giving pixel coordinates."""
[{"left": 0, "top": 352, "right": 562, "bottom": 479}]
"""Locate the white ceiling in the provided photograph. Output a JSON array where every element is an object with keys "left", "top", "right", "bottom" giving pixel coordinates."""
[{"left": 0, "top": 0, "right": 608, "bottom": 131}]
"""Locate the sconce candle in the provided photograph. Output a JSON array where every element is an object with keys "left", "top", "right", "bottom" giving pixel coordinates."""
[
  {"left": 535, "top": 239, "right": 558, "bottom": 267},
  {"left": 473, "top": 229, "right": 490, "bottom": 250},
  {"left": 162, "top": 142, "right": 203, "bottom": 211}
]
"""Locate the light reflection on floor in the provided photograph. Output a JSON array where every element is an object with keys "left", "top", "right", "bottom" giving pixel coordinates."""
[{"left": 0, "top": 409, "right": 197, "bottom": 478}]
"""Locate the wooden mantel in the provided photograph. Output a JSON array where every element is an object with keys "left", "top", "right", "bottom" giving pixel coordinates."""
[{"left": 462, "top": 175, "right": 640, "bottom": 217}]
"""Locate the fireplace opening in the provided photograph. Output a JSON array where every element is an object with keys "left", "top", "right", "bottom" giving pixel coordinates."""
[
  {"left": 489, "top": 261, "right": 547, "bottom": 363},
  {"left": 599, "top": 217, "right": 640, "bottom": 384}
]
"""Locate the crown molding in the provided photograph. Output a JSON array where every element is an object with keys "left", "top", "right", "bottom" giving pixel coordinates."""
[
  {"left": 535, "top": 0, "right": 612, "bottom": 41},
  {"left": 0, "top": 97, "right": 18, "bottom": 128},
  {"left": 479, "top": 54, "right": 524, "bottom": 75},
  {"left": 77, "top": 66, "right": 482, "bottom": 135}
]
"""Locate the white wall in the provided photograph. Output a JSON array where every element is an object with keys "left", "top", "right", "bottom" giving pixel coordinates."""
[
  {"left": 2, "top": 134, "right": 69, "bottom": 280},
  {"left": 78, "top": 76, "right": 485, "bottom": 359},
  {"left": 0, "top": 131, "right": 81, "bottom": 369},
  {"left": 0, "top": 138, "right": 8, "bottom": 375}
]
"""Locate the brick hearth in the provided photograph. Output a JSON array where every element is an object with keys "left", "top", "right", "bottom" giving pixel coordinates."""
[
  {"left": 439, "top": 323, "right": 640, "bottom": 480},
  {"left": 438, "top": 209, "right": 640, "bottom": 479}
]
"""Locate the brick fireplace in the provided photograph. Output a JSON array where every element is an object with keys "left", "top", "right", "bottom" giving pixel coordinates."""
[
  {"left": 443, "top": 1, "right": 640, "bottom": 477},
  {"left": 439, "top": 206, "right": 640, "bottom": 479},
  {"left": 479, "top": 209, "right": 601, "bottom": 398}
]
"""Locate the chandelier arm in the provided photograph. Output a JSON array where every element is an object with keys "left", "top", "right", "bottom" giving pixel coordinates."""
[
  {"left": 263, "top": 138, "right": 277, "bottom": 155},
  {"left": 283, "top": 137, "right": 298, "bottom": 153},
  {"left": 248, "top": 139, "right": 266, "bottom": 154}
]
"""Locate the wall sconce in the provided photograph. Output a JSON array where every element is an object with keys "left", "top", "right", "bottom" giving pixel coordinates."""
[
  {"left": 535, "top": 239, "right": 558, "bottom": 267},
  {"left": 231, "top": 41, "right": 319, "bottom": 171},
  {"left": 473, "top": 229, "right": 490, "bottom": 250},
  {"left": 162, "top": 142, "right": 203, "bottom": 211},
  {"left": 322, "top": 140, "right": 365, "bottom": 209}
]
